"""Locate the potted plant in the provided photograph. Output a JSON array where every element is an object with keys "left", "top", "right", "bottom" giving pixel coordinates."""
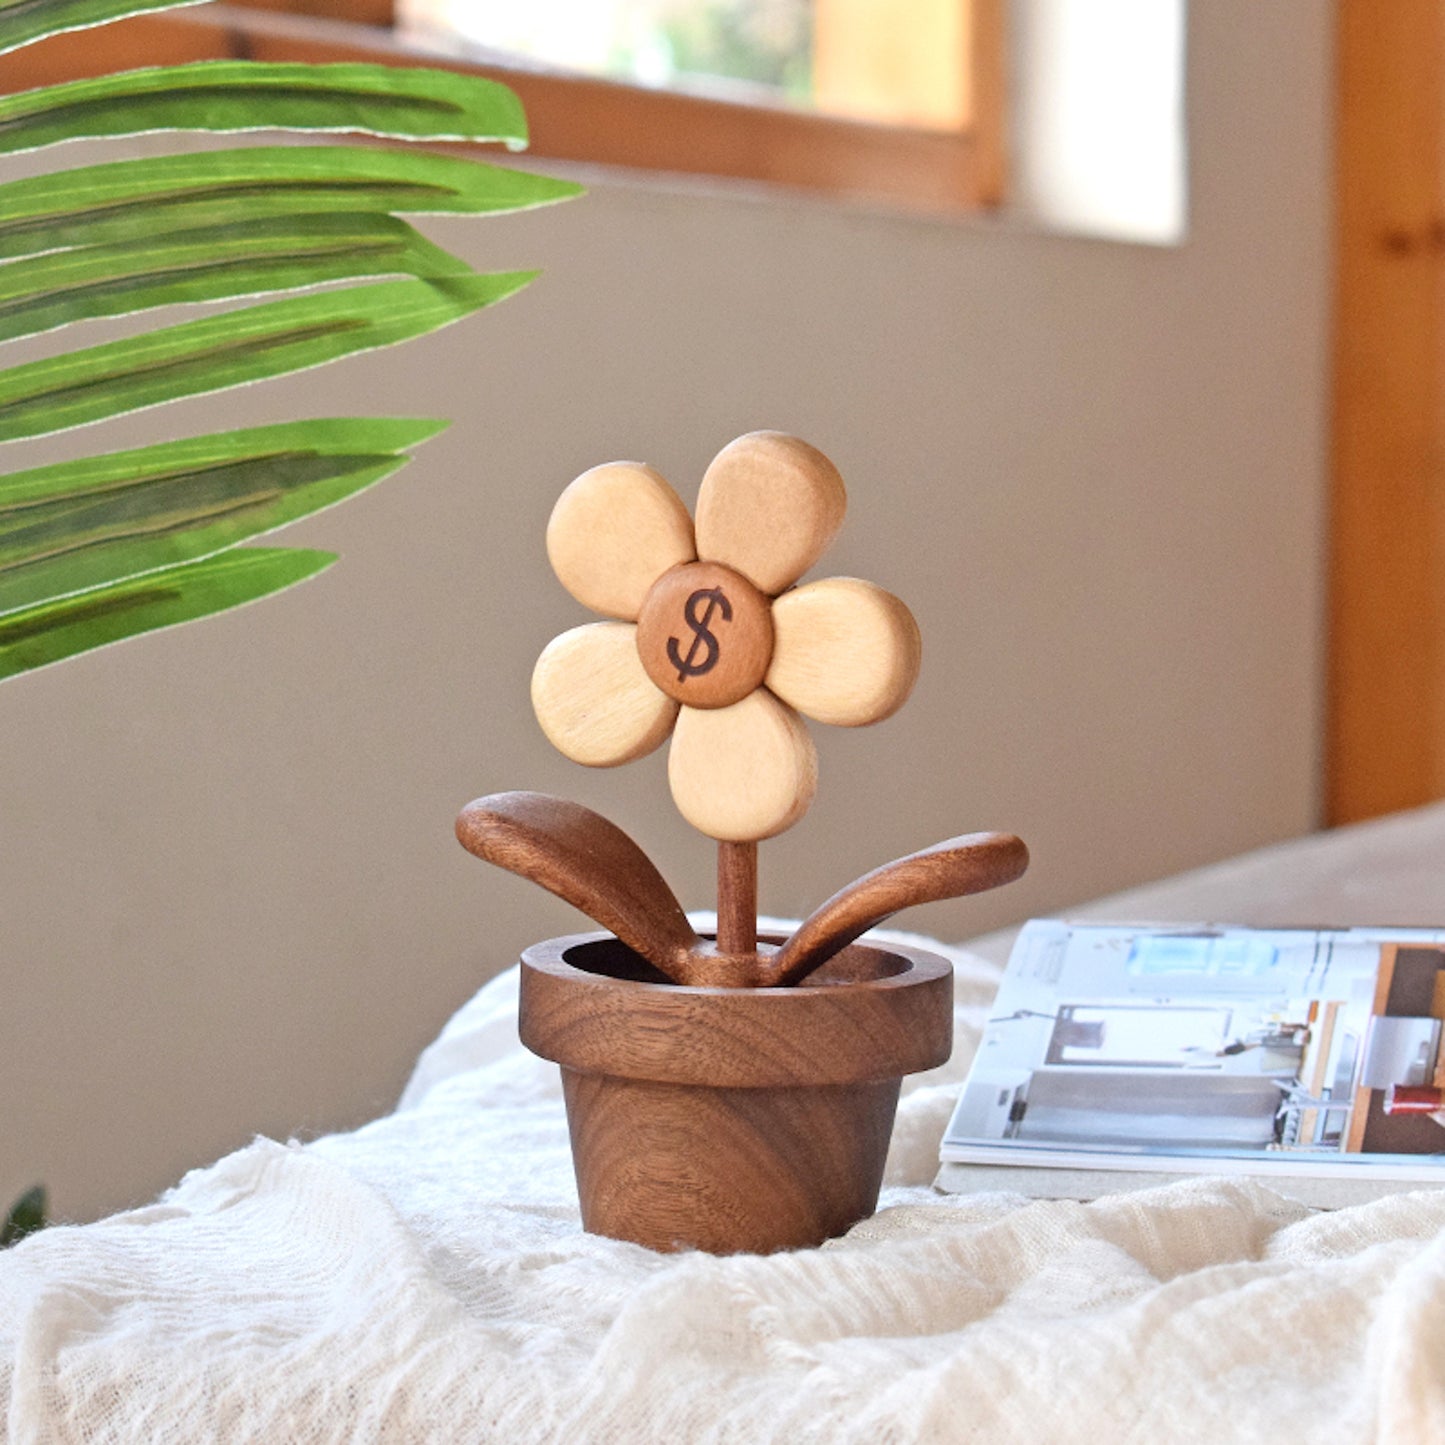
[{"left": 457, "top": 431, "right": 1027, "bottom": 1254}]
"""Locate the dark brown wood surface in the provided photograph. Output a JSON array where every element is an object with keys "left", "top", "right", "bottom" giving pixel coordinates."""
[
  {"left": 766, "top": 831, "right": 1029, "bottom": 985},
  {"left": 456, "top": 792, "right": 701, "bottom": 981},
  {"left": 715, "top": 840, "right": 758, "bottom": 959},
  {"left": 520, "top": 933, "right": 953, "bottom": 1085},
  {"left": 562, "top": 1070, "right": 901, "bottom": 1254},
  {"left": 521, "top": 933, "right": 952, "bottom": 1252}
]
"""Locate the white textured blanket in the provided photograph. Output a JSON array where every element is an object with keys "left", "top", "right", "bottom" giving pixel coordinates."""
[{"left": 6, "top": 804, "right": 1445, "bottom": 1444}]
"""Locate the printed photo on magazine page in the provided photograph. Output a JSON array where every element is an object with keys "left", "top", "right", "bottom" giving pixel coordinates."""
[{"left": 940, "top": 922, "right": 1445, "bottom": 1195}]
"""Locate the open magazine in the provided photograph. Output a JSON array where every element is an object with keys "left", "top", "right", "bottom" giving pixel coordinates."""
[{"left": 937, "top": 921, "right": 1445, "bottom": 1206}]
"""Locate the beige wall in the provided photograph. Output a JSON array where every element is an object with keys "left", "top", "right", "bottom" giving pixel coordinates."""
[{"left": 0, "top": 1, "right": 1334, "bottom": 1222}]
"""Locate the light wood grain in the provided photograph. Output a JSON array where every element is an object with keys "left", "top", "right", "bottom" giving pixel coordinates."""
[
  {"left": 1329, "top": 0, "right": 1445, "bottom": 822},
  {"left": 531, "top": 622, "right": 677, "bottom": 767},
  {"left": 546, "top": 462, "right": 695, "bottom": 620},
  {"left": 766, "top": 576, "right": 921, "bottom": 726},
  {"left": 668, "top": 689, "right": 818, "bottom": 841},
  {"left": 695, "top": 432, "right": 847, "bottom": 595},
  {"left": 636, "top": 561, "right": 774, "bottom": 708},
  {"left": 520, "top": 932, "right": 953, "bottom": 1252}
]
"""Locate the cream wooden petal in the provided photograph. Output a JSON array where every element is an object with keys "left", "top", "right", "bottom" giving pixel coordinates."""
[
  {"left": 668, "top": 689, "right": 818, "bottom": 841},
  {"left": 546, "top": 462, "right": 696, "bottom": 619},
  {"left": 532, "top": 622, "right": 678, "bottom": 767},
  {"left": 766, "top": 577, "right": 922, "bottom": 727},
  {"left": 694, "top": 432, "right": 846, "bottom": 595}
]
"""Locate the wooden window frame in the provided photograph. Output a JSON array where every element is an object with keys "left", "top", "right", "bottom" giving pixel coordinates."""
[
  {"left": 1328, "top": 0, "right": 1445, "bottom": 824},
  {"left": 1, "top": 0, "right": 1005, "bottom": 215}
]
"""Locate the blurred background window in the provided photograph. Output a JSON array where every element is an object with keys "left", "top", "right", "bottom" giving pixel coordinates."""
[{"left": 398, "top": 0, "right": 979, "bottom": 133}]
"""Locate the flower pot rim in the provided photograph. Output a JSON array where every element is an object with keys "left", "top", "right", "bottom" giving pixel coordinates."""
[
  {"left": 526, "top": 928, "right": 950, "bottom": 995},
  {"left": 518, "top": 930, "right": 954, "bottom": 1087}
]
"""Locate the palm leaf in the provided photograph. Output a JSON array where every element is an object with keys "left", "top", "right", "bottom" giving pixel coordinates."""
[
  {"left": 0, "top": 0, "right": 580, "bottom": 681},
  {"left": 0, "top": 146, "right": 581, "bottom": 262},
  {"left": 0, "top": 417, "right": 443, "bottom": 614},
  {"left": 0, "top": 546, "right": 336, "bottom": 679},
  {"left": 1, "top": 1185, "right": 46, "bottom": 1246},
  {"left": 0, "top": 272, "right": 533, "bottom": 442},
  {"left": 0, "top": 61, "right": 528, "bottom": 155},
  {"left": 0, "top": 213, "right": 473, "bottom": 344}
]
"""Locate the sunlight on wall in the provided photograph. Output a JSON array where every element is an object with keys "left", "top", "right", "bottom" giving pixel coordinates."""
[
  {"left": 397, "top": 0, "right": 814, "bottom": 106},
  {"left": 1013, "top": 0, "right": 1187, "bottom": 244}
]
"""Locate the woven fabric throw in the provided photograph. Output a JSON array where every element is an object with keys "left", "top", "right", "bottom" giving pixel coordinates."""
[{"left": 4, "top": 922, "right": 1445, "bottom": 1443}]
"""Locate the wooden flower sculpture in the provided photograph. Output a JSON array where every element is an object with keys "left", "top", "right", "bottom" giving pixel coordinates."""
[
  {"left": 531, "top": 432, "right": 921, "bottom": 845},
  {"left": 456, "top": 431, "right": 1029, "bottom": 1252},
  {"left": 457, "top": 432, "right": 1027, "bottom": 990}
]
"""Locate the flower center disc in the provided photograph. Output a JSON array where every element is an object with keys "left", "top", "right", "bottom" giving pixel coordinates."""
[{"left": 636, "top": 561, "right": 774, "bottom": 709}]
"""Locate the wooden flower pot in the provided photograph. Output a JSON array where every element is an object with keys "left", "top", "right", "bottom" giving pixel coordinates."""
[{"left": 519, "top": 930, "right": 953, "bottom": 1254}]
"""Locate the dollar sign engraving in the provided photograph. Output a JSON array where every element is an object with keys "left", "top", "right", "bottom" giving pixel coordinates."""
[{"left": 667, "top": 586, "right": 732, "bottom": 682}]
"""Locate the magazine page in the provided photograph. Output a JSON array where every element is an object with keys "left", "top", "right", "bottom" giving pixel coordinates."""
[{"left": 941, "top": 921, "right": 1445, "bottom": 1190}]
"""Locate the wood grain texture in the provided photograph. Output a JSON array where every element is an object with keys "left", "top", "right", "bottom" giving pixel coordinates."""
[
  {"left": 561, "top": 1070, "right": 900, "bottom": 1254},
  {"left": 457, "top": 795, "right": 1028, "bottom": 986},
  {"left": 716, "top": 839, "right": 758, "bottom": 958},
  {"left": 768, "top": 831, "right": 1029, "bottom": 985},
  {"left": 520, "top": 934, "right": 952, "bottom": 1084},
  {"left": 668, "top": 689, "right": 818, "bottom": 841},
  {"left": 695, "top": 432, "right": 847, "bottom": 595},
  {"left": 766, "top": 577, "right": 922, "bottom": 726},
  {"left": 636, "top": 561, "right": 774, "bottom": 708},
  {"left": 520, "top": 932, "right": 953, "bottom": 1252},
  {"left": 1329, "top": 0, "right": 1445, "bottom": 823},
  {"left": 531, "top": 622, "right": 678, "bottom": 767},
  {"left": 546, "top": 462, "right": 695, "bottom": 620},
  {"left": 454, "top": 792, "right": 771, "bottom": 986},
  {"left": 456, "top": 793, "right": 700, "bottom": 982}
]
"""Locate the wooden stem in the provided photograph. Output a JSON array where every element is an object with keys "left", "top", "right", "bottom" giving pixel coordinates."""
[{"left": 716, "top": 840, "right": 758, "bottom": 959}]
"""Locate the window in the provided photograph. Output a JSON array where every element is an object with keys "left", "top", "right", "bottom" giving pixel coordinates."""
[
  {"left": 395, "top": 0, "right": 1005, "bottom": 212},
  {"left": 398, "top": 0, "right": 822, "bottom": 114},
  {"left": 0, "top": 0, "right": 1005, "bottom": 215},
  {"left": 400, "top": 0, "right": 973, "bottom": 133}
]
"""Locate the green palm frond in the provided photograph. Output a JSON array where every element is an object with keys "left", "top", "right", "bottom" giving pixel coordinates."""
[
  {"left": 0, "top": 0, "right": 581, "bottom": 681},
  {"left": 0, "top": 60, "right": 528, "bottom": 154},
  {"left": 0, "top": 1185, "right": 46, "bottom": 1246}
]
